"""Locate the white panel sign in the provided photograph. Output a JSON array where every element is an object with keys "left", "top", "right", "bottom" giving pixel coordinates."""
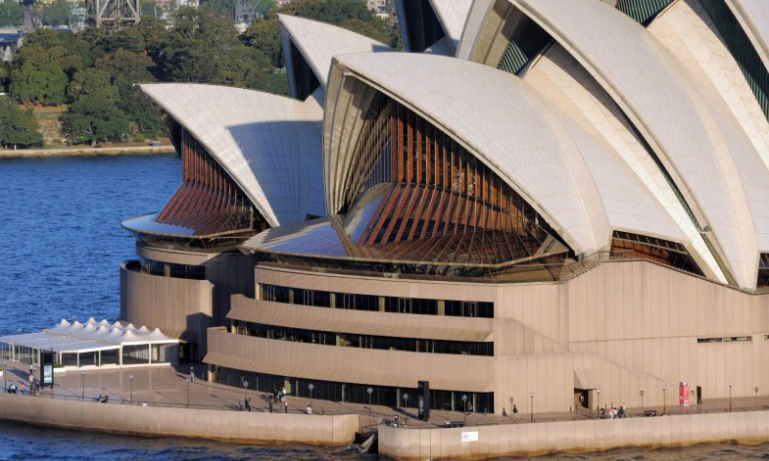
[{"left": 461, "top": 431, "right": 479, "bottom": 443}]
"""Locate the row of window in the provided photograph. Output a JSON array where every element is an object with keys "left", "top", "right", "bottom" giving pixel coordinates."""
[
  {"left": 234, "top": 321, "right": 494, "bottom": 356},
  {"left": 261, "top": 284, "right": 494, "bottom": 318},
  {"left": 212, "top": 366, "right": 494, "bottom": 413},
  {"left": 138, "top": 257, "right": 205, "bottom": 280},
  {"left": 697, "top": 336, "right": 751, "bottom": 344}
]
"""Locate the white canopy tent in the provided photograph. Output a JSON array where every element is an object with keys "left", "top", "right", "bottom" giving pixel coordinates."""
[{"left": 0, "top": 318, "right": 179, "bottom": 368}]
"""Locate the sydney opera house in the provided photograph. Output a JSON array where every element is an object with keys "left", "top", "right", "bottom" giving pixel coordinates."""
[{"left": 121, "top": 0, "right": 769, "bottom": 415}]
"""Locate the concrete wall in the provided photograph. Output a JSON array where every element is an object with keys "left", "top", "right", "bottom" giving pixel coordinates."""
[
  {"left": 379, "top": 410, "right": 769, "bottom": 460},
  {"left": 120, "top": 262, "right": 214, "bottom": 349},
  {"left": 207, "top": 328, "right": 494, "bottom": 392},
  {"left": 566, "top": 261, "right": 769, "bottom": 401},
  {"left": 0, "top": 393, "right": 360, "bottom": 446}
]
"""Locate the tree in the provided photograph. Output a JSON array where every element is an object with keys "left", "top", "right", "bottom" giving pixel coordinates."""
[
  {"left": 67, "top": 68, "right": 119, "bottom": 103},
  {"left": 0, "top": 98, "right": 43, "bottom": 148},
  {"left": 42, "top": 0, "right": 72, "bottom": 27},
  {"left": 0, "top": 3, "right": 23, "bottom": 27},
  {"left": 157, "top": 7, "right": 271, "bottom": 86},
  {"left": 9, "top": 62, "right": 68, "bottom": 105},
  {"left": 96, "top": 50, "right": 162, "bottom": 137},
  {"left": 61, "top": 95, "right": 130, "bottom": 145},
  {"left": 242, "top": 16, "right": 282, "bottom": 68}
]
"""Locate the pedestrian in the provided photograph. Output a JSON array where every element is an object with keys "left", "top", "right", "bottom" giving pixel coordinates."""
[
  {"left": 619, "top": 403, "right": 626, "bottom": 418},
  {"left": 20, "top": 384, "right": 25, "bottom": 395},
  {"left": 306, "top": 404, "right": 312, "bottom": 414},
  {"left": 513, "top": 403, "right": 519, "bottom": 416},
  {"left": 283, "top": 397, "right": 288, "bottom": 413},
  {"left": 268, "top": 400, "right": 273, "bottom": 413},
  {"left": 245, "top": 397, "right": 251, "bottom": 412}
]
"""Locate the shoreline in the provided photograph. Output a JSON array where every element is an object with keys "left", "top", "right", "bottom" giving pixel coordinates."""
[{"left": 0, "top": 145, "right": 176, "bottom": 159}]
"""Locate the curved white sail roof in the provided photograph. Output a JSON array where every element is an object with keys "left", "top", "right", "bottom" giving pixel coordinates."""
[
  {"left": 327, "top": 52, "right": 690, "bottom": 254},
  {"left": 142, "top": 83, "right": 324, "bottom": 227},
  {"left": 278, "top": 14, "right": 390, "bottom": 92},
  {"left": 507, "top": 0, "right": 759, "bottom": 288}
]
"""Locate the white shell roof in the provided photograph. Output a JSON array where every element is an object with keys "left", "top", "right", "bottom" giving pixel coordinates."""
[
  {"left": 726, "top": 0, "right": 769, "bottom": 71},
  {"left": 509, "top": 0, "right": 759, "bottom": 288},
  {"left": 428, "top": 0, "right": 473, "bottom": 48},
  {"left": 141, "top": 83, "right": 324, "bottom": 227},
  {"left": 329, "top": 52, "right": 690, "bottom": 254},
  {"left": 278, "top": 14, "right": 390, "bottom": 90}
]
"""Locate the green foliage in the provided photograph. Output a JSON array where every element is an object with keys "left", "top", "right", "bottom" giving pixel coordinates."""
[
  {"left": 67, "top": 68, "right": 119, "bottom": 103},
  {"left": 252, "top": 71, "right": 289, "bottom": 96},
  {"left": 281, "top": 0, "right": 375, "bottom": 24},
  {"left": 42, "top": 0, "right": 72, "bottom": 27},
  {"left": 157, "top": 7, "right": 271, "bottom": 86},
  {"left": 242, "top": 16, "right": 282, "bottom": 68},
  {"left": 0, "top": 98, "right": 43, "bottom": 148},
  {"left": 0, "top": 2, "right": 23, "bottom": 27},
  {"left": 61, "top": 95, "right": 130, "bottom": 145},
  {"left": 140, "top": 1, "right": 164, "bottom": 19},
  {"left": 9, "top": 62, "right": 68, "bottom": 105}
]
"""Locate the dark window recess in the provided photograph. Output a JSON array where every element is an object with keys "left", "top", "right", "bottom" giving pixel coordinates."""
[
  {"left": 234, "top": 321, "right": 494, "bottom": 357},
  {"left": 139, "top": 257, "right": 205, "bottom": 280},
  {"left": 213, "top": 365, "right": 494, "bottom": 413},
  {"left": 261, "top": 284, "right": 494, "bottom": 318},
  {"left": 697, "top": 336, "right": 751, "bottom": 344}
]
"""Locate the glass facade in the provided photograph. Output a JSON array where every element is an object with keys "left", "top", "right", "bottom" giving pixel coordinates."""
[
  {"left": 261, "top": 283, "right": 494, "bottom": 318},
  {"left": 212, "top": 365, "right": 494, "bottom": 413},
  {"left": 610, "top": 231, "right": 703, "bottom": 276},
  {"left": 133, "top": 257, "right": 206, "bottom": 280},
  {"left": 149, "top": 129, "right": 265, "bottom": 239},
  {"left": 234, "top": 321, "right": 494, "bottom": 356}
]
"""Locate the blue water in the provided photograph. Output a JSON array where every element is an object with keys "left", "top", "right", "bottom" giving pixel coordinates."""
[{"left": 0, "top": 154, "right": 768, "bottom": 460}]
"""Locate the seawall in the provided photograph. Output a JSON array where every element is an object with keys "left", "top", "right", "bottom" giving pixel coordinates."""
[
  {"left": 0, "top": 394, "right": 361, "bottom": 447},
  {"left": 0, "top": 145, "right": 175, "bottom": 159},
  {"left": 378, "top": 410, "right": 769, "bottom": 460}
]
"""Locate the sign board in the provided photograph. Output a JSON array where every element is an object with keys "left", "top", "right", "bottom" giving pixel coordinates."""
[
  {"left": 40, "top": 350, "right": 55, "bottom": 388},
  {"left": 43, "top": 365, "right": 53, "bottom": 386},
  {"left": 461, "top": 431, "right": 479, "bottom": 443}
]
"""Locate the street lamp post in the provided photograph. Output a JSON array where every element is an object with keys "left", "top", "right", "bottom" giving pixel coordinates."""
[
  {"left": 509, "top": 397, "right": 514, "bottom": 419},
  {"left": 729, "top": 383, "right": 733, "bottom": 412},
  {"left": 2, "top": 361, "right": 7, "bottom": 391},
  {"left": 367, "top": 387, "right": 373, "bottom": 416},
  {"left": 640, "top": 390, "right": 645, "bottom": 411},
  {"left": 530, "top": 392, "right": 535, "bottom": 423},
  {"left": 755, "top": 386, "right": 760, "bottom": 406},
  {"left": 461, "top": 394, "right": 468, "bottom": 424},
  {"left": 663, "top": 386, "right": 667, "bottom": 415},
  {"left": 242, "top": 380, "right": 249, "bottom": 402},
  {"left": 186, "top": 378, "right": 191, "bottom": 408},
  {"left": 80, "top": 371, "right": 85, "bottom": 401},
  {"left": 128, "top": 374, "right": 134, "bottom": 404},
  {"left": 402, "top": 393, "right": 409, "bottom": 409},
  {"left": 308, "top": 383, "right": 314, "bottom": 407}
]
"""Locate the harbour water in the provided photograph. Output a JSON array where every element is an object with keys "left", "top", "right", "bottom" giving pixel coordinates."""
[{"left": 0, "top": 154, "right": 768, "bottom": 460}]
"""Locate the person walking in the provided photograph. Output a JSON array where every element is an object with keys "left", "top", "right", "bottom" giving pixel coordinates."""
[{"left": 283, "top": 396, "right": 288, "bottom": 413}]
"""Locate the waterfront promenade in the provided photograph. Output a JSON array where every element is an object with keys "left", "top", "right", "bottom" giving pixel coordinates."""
[{"left": 3, "top": 362, "right": 769, "bottom": 459}]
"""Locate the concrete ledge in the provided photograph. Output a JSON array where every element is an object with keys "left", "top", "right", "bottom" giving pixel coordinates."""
[
  {"left": 379, "top": 410, "right": 769, "bottom": 460},
  {"left": 0, "top": 145, "right": 175, "bottom": 159},
  {"left": 0, "top": 394, "right": 360, "bottom": 447}
]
